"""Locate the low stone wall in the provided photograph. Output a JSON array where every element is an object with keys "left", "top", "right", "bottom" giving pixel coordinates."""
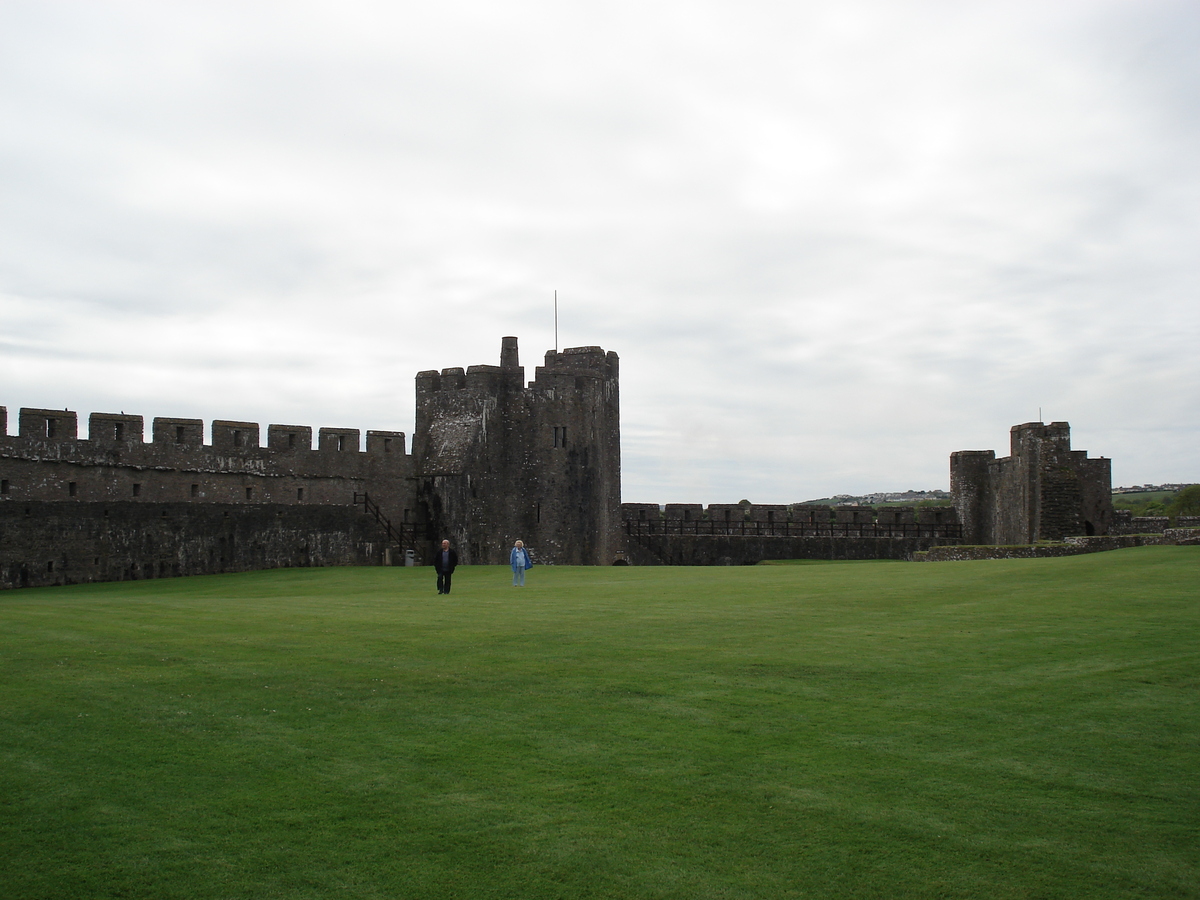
[
  {"left": 0, "top": 501, "right": 398, "bottom": 590},
  {"left": 913, "top": 532, "right": 1188, "bottom": 562},
  {"left": 1110, "top": 517, "right": 1170, "bottom": 535},
  {"left": 1165, "top": 527, "right": 1200, "bottom": 545},
  {"left": 625, "top": 533, "right": 954, "bottom": 565}
]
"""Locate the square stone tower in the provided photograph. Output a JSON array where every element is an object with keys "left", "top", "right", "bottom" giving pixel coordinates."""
[
  {"left": 951, "top": 421, "right": 1112, "bottom": 544},
  {"left": 413, "top": 337, "right": 621, "bottom": 565}
]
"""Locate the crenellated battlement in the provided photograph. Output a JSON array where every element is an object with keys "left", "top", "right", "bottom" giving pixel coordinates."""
[
  {"left": 416, "top": 338, "right": 528, "bottom": 401},
  {"left": 531, "top": 346, "right": 618, "bottom": 391},
  {"left": 620, "top": 501, "right": 958, "bottom": 529},
  {"left": 0, "top": 406, "right": 405, "bottom": 457},
  {"left": 620, "top": 500, "right": 962, "bottom": 562},
  {"left": 0, "top": 403, "right": 413, "bottom": 520}
]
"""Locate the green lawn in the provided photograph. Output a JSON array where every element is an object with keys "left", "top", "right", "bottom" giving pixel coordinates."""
[{"left": 2, "top": 548, "right": 1197, "bottom": 899}]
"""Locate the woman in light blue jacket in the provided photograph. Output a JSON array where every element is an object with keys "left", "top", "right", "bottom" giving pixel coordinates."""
[{"left": 510, "top": 540, "right": 533, "bottom": 586}]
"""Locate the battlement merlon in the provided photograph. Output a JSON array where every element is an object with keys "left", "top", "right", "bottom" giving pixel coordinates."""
[
  {"left": 267, "top": 424, "right": 313, "bottom": 451},
  {"left": 212, "top": 420, "right": 260, "bottom": 452},
  {"left": 88, "top": 413, "right": 145, "bottom": 444},
  {"left": 20, "top": 408, "right": 78, "bottom": 439},
  {"left": 318, "top": 427, "right": 361, "bottom": 453},
  {"left": 153, "top": 417, "right": 204, "bottom": 446},
  {"left": 366, "top": 431, "right": 406, "bottom": 455}
]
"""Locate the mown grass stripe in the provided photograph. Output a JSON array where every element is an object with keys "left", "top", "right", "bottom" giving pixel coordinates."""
[{"left": 1, "top": 546, "right": 1196, "bottom": 899}]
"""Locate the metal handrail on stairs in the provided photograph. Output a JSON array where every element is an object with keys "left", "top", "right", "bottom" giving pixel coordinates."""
[{"left": 353, "top": 492, "right": 427, "bottom": 550}]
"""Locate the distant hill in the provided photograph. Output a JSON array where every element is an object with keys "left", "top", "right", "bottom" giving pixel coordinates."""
[{"left": 801, "top": 490, "right": 952, "bottom": 507}]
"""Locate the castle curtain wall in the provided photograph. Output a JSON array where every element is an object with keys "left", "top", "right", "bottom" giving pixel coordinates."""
[
  {"left": 0, "top": 406, "right": 419, "bottom": 588},
  {"left": 1, "top": 337, "right": 624, "bottom": 587}
]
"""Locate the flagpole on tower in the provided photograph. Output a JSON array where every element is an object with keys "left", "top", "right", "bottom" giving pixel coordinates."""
[{"left": 554, "top": 290, "right": 558, "bottom": 352}]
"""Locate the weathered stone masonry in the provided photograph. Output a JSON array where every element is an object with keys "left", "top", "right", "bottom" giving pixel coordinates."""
[
  {"left": 951, "top": 422, "right": 1112, "bottom": 545},
  {"left": 0, "top": 404, "right": 415, "bottom": 589},
  {"left": 1, "top": 501, "right": 391, "bottom": 589},
  {"left": 0, "top": 338, "right": 622, "bottom": 588},
  {"left": 0, "top": 347, "right": 1122, "bottom": 588},
  {"left": 415, "top": 339, "right": 621, "bottom": 566},
  {"left": 620, "top": 501, "right": 962, "bottom": 564}
]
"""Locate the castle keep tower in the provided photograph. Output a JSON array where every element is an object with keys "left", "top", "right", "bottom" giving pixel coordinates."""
[
  {"left": 951, "top": 422, "right": 1112, "bottom": 544},
  {"left": 414, "top": 338, "right": 621, "bottom": 565}
]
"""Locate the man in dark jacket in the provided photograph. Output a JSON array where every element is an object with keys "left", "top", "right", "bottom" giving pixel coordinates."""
[{"left": 434, "top": 539, "right": 458, "bottom": 595}]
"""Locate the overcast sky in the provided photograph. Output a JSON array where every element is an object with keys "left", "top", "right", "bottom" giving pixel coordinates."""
[{"left": 1, "top": 1, "right": 1196, "bottom": 503}]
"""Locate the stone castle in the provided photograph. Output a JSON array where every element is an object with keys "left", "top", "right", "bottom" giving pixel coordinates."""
[
  {"left": 1, "top": 338, "right": 620, "bottom": 588},
  {"left": 1, "top": 338, "right": 1116, "bottom": 589}
]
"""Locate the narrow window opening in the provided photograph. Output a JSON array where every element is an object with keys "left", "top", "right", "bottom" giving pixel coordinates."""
[
  {"left": 383, "top": 437, "right": 391, "bottom": 452},
  {"left": 114, "top": 422, "right": 124, "bottom": 440},
  {"left": 537, "top": 503, "right": 541, "bottom": 523},
  {"left": 403, "top": 508, "right": 410, "bottom": 522},
  {"left": 47, "top": 561, "right": 54, "bottom": 573},
  {"left": 132, "top": 483, "right": 141, "bottom": 497},
  {"left": 337, "top": 434, "right": 346, "bottom": 451},
  {"left": 46, "top": 418, "right": 57, "bottom": 438},
  {"left": 68, "top": 482, "right": 77, "bottom": 497},
  {"left": 233, "top": 430, "right": 243, "bottom": 448},
  {"left": 287, "top": 433, "right": 296, "bottom": 448},
  {"left": 191, "top": 484, "right": 199, "bottom": 498},
  {"left": 297, "top": 488, "right": 304, "bottom": 502},
  {"left": 175, "top": 426, "right": 185, "bottom": 443},
  {"left": 2, "top": 479, "right": 11, "bottom": 494},
  {"left": 553, "top": 426, "right": 568, "bottom": 448},
  {"left": 245, "top": 487, "right": 254, "bottom": 500}
]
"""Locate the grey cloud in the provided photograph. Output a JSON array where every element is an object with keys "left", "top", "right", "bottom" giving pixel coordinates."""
[{"left": 0, "top": 0, "right": 1196, "bottom": 501}]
